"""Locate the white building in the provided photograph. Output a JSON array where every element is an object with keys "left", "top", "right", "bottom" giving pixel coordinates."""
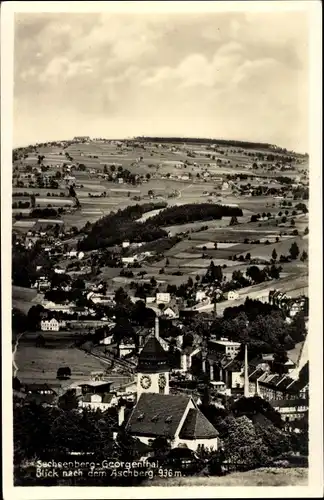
[
  {"left": 156, "top": 292, "right": 171, "bottom": 304},
  {"left": 123, "top": 326, "right": 219, "bottom": 451},
  {"left": 227, "top": 290, "right": 239, "bottom": 301},
  {"left": 79, "top": 393, "right": 118, "bottom": 412},
  {"left": 209, "top": 338, "right": 241, "bottom": 359},
  {"left": 122, "top": 256, "right": 138, "bottom": 265},
  {"left": 40, "top": 318, "right": 66, "bottom": 331},
  {"left": 196, "top": 290, "right": 207, "bottom": 302}
]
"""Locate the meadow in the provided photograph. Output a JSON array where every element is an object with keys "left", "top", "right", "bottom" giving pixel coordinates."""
[{"left": 148, "top": 467, "right": 308, "bottom": 487}]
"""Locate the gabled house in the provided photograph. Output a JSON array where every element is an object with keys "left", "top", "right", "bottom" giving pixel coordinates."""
[
  {"left": 125, "top": 392, "right": 219, "bottom": 451},
  {"left": 123, "top": 318, "right": 219, "bottom": 451},
  {"left": 40, "top": 318, "right": 65, "bottom": 332},
  {"left": 79, "top": 393, "right": 118, "bottom": 412}
]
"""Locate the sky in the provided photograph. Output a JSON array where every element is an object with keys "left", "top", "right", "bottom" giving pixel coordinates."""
[{"left": 14, "top": 10, "right": 309, "bottom": 151}]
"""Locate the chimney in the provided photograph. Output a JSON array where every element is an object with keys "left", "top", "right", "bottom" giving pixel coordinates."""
[
  {"left": 155, "top": 315, "right": 159, "bottom": 340},
  {"left": 244, "top": 344, "right": 250, "bottom": 398},
  {"left": 118, "top": 405, "right": 125, "bottom": 427}
]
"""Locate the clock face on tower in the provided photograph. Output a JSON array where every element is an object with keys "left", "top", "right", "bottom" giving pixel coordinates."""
[
  {"left": 140, "top": 375, "right": 152, "bottom": 389},
  {"left": 158, "top": 374, "right": 166, "bottom": 389}
]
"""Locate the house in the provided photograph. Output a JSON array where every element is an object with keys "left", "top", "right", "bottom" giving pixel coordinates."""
[
  {"left": 40, "top": 318, "right": 62, "bottom": 331},
  {"left": 54, "top": 267, "right": 65, "bottom": 275},
  {"left": 208, "top": 338, "right": 241, "bottom": 359},
  {"left": 156, "top": 292, "right": 171, "bottom": 305},
  {"left": 195, "top": 291, "right": 207, "bottom": 303},
  {"left": 68, "top": 250, "right": 78, "bottom": 258},
  {"left": 99, "top": 333, "right": 114, "bottom": 345},
  {"left": 118, "top": 342, "right": 136, "bottom": 357},
  {"left": 122, "top": 241, "right": 130, "bottom": 248},
  {"left": 24, "top": 383, "right": 57, "bottom": 396},
  {"left": 225, "top": 290, "right": 239, "bottom": 301},
  {"left": 257, "top": 362, "right": 309, "bottom": 402},
  {"left": 178, "top": 346, "right": 201, "bottom": 374},
  {"left": 122, "top": 256, "right": 138, "bottom": 265},
  {"left": 79, "top": 393, "right": 118, "bottom": 412},
  {"left": 270, "top": 398, "right": 308, "bottom": 423},
  {"left": 123, "top": 329, "right": 219, "bottom": 451},
  {"left": 69, "top": 380, "right": 113, "bottom": 397},
  {"left": 162, "top": 304, "right": 179, "bottom": 319}
]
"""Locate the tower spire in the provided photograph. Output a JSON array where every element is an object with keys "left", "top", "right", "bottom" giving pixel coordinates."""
[{"left": 244, "top": 344, "right": 250, "bottom": 398}]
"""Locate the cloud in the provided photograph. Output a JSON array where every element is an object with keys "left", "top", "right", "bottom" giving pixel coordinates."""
[{"left": 14, "top": 11, "right": 309, "bottom": 151}]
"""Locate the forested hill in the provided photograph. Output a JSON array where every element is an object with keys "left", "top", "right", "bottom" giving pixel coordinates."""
[
  {"left": 78, "top": 203, "right": 243, "bottom": 252},
  {"left": 148, "top": 203, "right": 243, "bottom": 226},
  {"left": 134, "top": 136, "right": 286, "bottom": 152}
]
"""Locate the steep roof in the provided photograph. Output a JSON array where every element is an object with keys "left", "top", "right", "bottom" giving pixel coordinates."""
[
  {"left": 137, "top": 336, "right": 170, "bottom": 373},
  {"left": 125, "top": 393, "right": 190, "bottom": 438},
  {"left": 224, "top": 359, "right": 242, "bottom": 372},
  {"left": 179, "top": 408, "right": 219, "bottom": 440},
  {"left": 249, "top": 368, "right": 265, "bottom": 382}
]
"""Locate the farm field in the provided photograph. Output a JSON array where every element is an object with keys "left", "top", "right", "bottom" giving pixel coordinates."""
[
  {"left": 15, "top": 342, "right": 111, "bottom": 384},
  {"left": 13, "top": 139, "right": 308, "bottom": 301}
]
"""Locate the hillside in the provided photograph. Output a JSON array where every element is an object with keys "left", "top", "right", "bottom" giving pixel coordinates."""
[{"left": 148, "top": 467, "right": 308, "bottom": 487}]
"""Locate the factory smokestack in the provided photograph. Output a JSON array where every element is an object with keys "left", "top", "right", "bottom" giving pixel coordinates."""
[
  {"left": 244, "top": 344, "right": 249, "bottom": 398},
  {"left": 155, "top": 315, "right": 159, "bottom": 340}
]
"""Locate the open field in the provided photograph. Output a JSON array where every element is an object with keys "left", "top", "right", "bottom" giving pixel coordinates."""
[
  {"left": 15, "top": 342, "right": 110, "bottom": 383},
  {"left": 13, "top": 139, "right": 308, "bottom": 300},
  {"left": 148, "top": 467, "right": 308, "bottom": 487}
]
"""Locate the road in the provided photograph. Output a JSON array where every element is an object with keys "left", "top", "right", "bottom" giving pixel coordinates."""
[{"left": 12, "top": 331, "right": 26, "bottom": 377}]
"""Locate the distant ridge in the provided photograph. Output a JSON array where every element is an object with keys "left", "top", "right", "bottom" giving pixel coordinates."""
[{"left": 133, "top": 136, "right": 291, "bottom": 153}]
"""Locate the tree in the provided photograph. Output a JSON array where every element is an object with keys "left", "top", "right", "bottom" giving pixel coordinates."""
[
  {"left": 145, "top": 173, "right": 151, "bottom": 181},
  {"left": 56, "top": 367, "right": 71, "bottom": 379},
  {"left": 35, "top": 334, "right": 45, "bottom": 348},
  {"left": 272, "top": 349, "right": 289, "bottom": 375},
  {"left": 300, "top": 250, "right": 308, "bottom": 262},
  {"left": 229, "top": 216, "right": 239, "bottom": 226},
  {"left": 246, "top": 266, "right": 266, "bottom": 284},
  {"left": 223, "top": 415, "right": 270, "bottom": 468},
  {"left": 151, "top": 437, "right": 171, "bottom": 458},
  {"left": 271, "top": 248, "right": 277, "bottom": 261},
  {"left": 289, "top": 242, "right": 300, "bottom": 260},
  {"left": 269, "top": 264, "right": 282, "bottom": 279},
  {"left": 114, "top": 287, "right": 129, "bottom": 305}
]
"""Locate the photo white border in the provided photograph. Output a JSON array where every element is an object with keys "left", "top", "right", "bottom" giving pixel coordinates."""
[{"left": 1, "top": 1, "right": 322, "bottom": 498}]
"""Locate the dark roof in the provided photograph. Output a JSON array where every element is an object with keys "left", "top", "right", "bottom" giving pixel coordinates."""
[
  {"left": 24, "top": 383, "right": 56, "bottom": 394},
  {"left": 271, "top": 399, "right": 308, "bottom": 409},
  {"left": 276, "top": 376, "right": 294, "bottom": 390},
  {"left": 25, "top": 393, "right": 56, "bottom": 405},
  {"left": 179, "top": 409, "right": 219, "bottom": 440},
  {"left": 249, "top": 368, "right": 265, "bottom": 382},
  {"left": 125, "top": 393, "right": 190, "bottom": 438},
  {"left": 287, "top": 362, "right": 309, "bottom": 393},
  {"left": 224, "top": 359, "right": 242, "bottom": 372},
  {"left": 137, "top": 336, "right": 170, "bottom": 373}
]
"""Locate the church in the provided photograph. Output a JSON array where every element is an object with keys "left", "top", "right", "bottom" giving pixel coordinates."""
[{"left": 123, "top": 317, "right": 219, "bottom": 451}]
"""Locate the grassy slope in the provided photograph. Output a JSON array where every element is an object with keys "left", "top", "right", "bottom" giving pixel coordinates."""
[{"left": 148, "top": 467, "right": 308, "bottom": 487}]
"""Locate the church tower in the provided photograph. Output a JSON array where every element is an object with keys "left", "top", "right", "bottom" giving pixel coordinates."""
[{"left": 136, "top": 316, "right": 170, "bottom": 398}]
